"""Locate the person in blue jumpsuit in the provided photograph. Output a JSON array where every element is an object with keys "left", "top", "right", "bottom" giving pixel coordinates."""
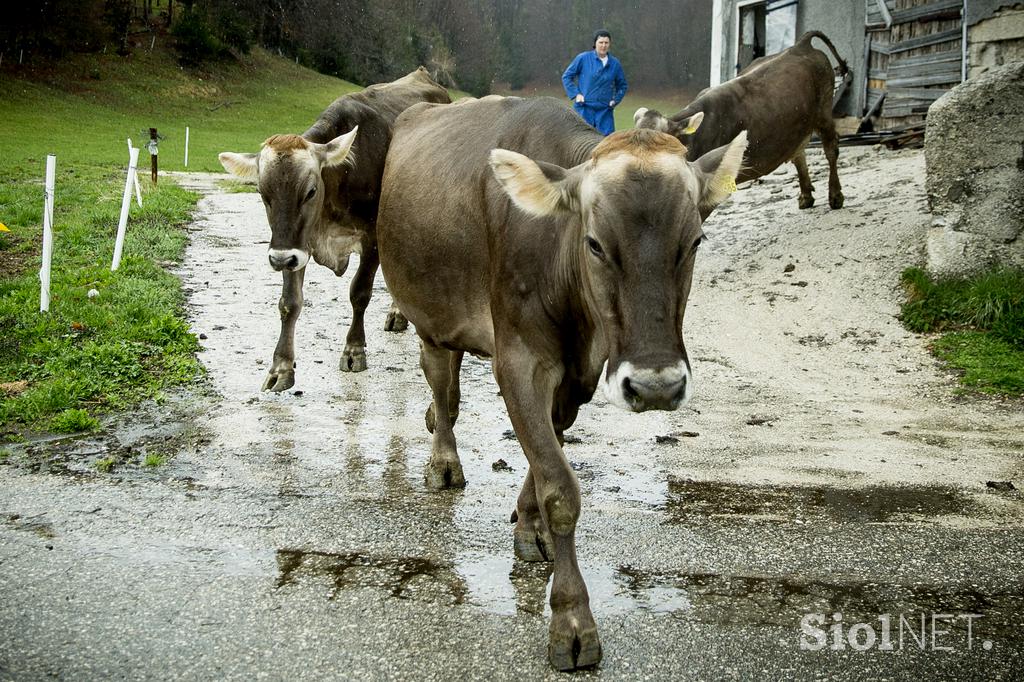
[{"left": 561, "top": 29, "right": 628, "bottom": 136}]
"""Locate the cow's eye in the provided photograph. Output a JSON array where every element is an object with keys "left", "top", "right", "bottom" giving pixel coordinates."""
[
  {"left": 677, "top": 235, "right": 704, "bottom": 267},
  {"left": 304, "top": 187, "right": 317, "bottom": 203},
  {"left": 585, "top": 236, "right": 605, "bottom": 259}
]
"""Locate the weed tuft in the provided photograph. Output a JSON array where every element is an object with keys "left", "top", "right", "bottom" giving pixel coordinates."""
[
  {"left": 95, "top": 457, "right": 115, "bottom": 473},
  {"left": 143, "top": 452, "right": 168, "bottom": 467},
  {"left": 49, "top": 408, "right": 100, "bottom": 433}
]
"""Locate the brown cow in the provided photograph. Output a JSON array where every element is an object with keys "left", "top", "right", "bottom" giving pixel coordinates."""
[
  {"left": 634, "top": 30, "right": 847, "bottom": 212},
  {"left": 376, "top": 96, "right": 747, "bottom": 670},
  {"left": 219, "top": 68, "right": 450, "bottom": 391}
]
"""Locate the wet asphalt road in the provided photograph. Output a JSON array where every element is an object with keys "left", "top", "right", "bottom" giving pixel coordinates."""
[{"left": 2, "top": 161, "right": 1023, "bottom": 680}]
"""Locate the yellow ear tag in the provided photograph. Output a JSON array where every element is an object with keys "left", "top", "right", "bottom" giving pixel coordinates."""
[
  {"left": 682, "top": 126, "right": 697, "bottom": 135},
  {"left": 723, "top": 176, "right": 738, "bottom": 194},
  {"left": 0, "top": 222, "right": 9, "bottom": 232}
]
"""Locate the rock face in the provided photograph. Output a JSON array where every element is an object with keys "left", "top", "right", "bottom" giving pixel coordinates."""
[{"left": 925, "top": 61, "right": 1024, "bottom": 276}]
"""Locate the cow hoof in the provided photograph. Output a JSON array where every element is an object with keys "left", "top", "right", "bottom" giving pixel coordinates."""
[
  {"left": 548, "top": 618, "right": 602, "bottom": 671},
  {"left": 339, "top": 348, "right": 367, "bottom": 372},
  {"left": 425, "top": 458, "right": 466, "bottom": 489},
  {"left": 384, "top": 311, "right": 409, "bottom": 333},
  {"left": 798, "top": 195, "right": 815, "bottom": 209},
  {"left": 830, "top": 192, "right": 845, "bottom": 209},
  {"left": 262, "top": 370, "right": 295, "bottom": 392},
  {"left": 513, "top": 525, "right": 554, "bottom": 562}
]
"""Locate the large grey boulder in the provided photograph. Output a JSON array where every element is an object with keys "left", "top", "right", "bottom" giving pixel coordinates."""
[{"left": 925, "top": 61, "right": 1024, "bottom": 276}]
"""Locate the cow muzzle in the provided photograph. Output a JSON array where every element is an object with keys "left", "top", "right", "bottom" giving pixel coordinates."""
[
  {"left": 268, "top": 248, "right": 310, "bottom": 272},
  {"left": 602, "top": 360, "right": 691, "bottom": 412}
]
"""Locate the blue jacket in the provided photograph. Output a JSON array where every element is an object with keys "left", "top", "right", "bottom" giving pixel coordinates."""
[{"left": 562, "top": 51, "right": 628, "bottom": 109}]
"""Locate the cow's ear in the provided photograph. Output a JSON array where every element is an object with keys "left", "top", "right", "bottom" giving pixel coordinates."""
[
  {"left": 315, "top": 126, "right": 358, "bottom": 169},
  {"left": 694, "top": 130, "right": 748, "bottom": 214},
  {"left": 489, "top": 149, "right": 579, "bottom": 217},
  {"left": 219, "top": 152, "right": 259, "bottom": 179},
  {"left": 678, "top": 112, "right": 704, "bottom": 136}
]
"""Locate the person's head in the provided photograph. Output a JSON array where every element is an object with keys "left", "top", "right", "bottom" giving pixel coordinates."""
[{"left": 593, "top": 30, "right": 611, "bottom": 57}]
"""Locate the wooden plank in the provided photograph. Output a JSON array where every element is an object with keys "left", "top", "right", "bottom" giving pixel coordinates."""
[
  {"left": 883, "top": 103, "right": 932, "bottom": 118},
  {"left": 888, "top": 28, "right": 962, "bottom": 54},
  {"left": 882, "top": 97, "right": 940, "bottom": 117},
  {"left": 887, "top": 73, "right": 960, "bottom": 88},
  {"left": 889, "top": 58, "right": 961, "bottom": 79},
  {"left": 888, "top": 50, "right": 961, "bottom": 70},
  {"left": 869, "top": 68, "right": 887, "bottom": 79},
  {"left": 870, "top": 40, "right": 893, "bottom": 55},
  {"left": 890, "top": 0, "right": 961, "bottom": 25},
  {"left": 874, "top": 0, "right": 893, "bottom": 27},
  {"left": 886, "top": 87, "right": 950, "bottom": 102}
]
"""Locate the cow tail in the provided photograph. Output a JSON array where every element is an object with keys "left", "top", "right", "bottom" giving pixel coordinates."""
[{"left": 801, "top": 30, "right": 848, "bottom": 76}]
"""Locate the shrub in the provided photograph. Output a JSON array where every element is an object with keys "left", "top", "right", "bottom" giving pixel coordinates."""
[{"left": 171, "top": 7, "right": 225, "bottom": 65}]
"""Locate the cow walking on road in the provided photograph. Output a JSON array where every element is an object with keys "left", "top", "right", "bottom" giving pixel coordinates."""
[
  {"left": 219, "top": 68, "right": 451, "bottom": 391},
  {"left": 376, "top": 95, "right": 747, "bottom": 670},
  {"left": 635, "top": 30, "right": 848, "bottom": 212}
]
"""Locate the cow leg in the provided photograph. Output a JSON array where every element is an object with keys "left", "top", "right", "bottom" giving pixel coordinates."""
[
  {"left": 384, "top": 299, "right": 409, "bottom": 332},
  {"left": 510, "top": 391, "right": 579, "bottom": 561},
  {"left": 263, "top": 268, "right": 306, "bottom": 392},
  {"left": 495, "top": 349, "right": 601, "bottom": 671},
  {"left": 424, "top": 351, "right": 463, "bottom": 433},
  {"left": 512, "top": 467, "right": 555, "bottom": 562},
  {"left": 421, "top": 342, "right": 466, "bottom": 489},
  {"left": 339, "top": 249, "right": 378, "bottom": 373},
  {"left": 819, "top": 121, "right": 845, "bottom": 209},
  {"left": 792, "top": 148, "right": 815, "bottom": 210}
]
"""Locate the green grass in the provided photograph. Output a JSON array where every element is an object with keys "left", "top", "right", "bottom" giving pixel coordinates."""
[
  {"left": 0, "top": 46, "right": 376, "bottom": 432},
  {"left": 901, "top": 267, "right": 1024, "bottom": 395},
  {"left": 143, "top": 452, "right": 168, "bottom": 467},
  {"left": 95, "top": 456, "right": 115, "bottom": 473},
  {"left": 49, "top": 408, "right": 100, "bottom": 433}
]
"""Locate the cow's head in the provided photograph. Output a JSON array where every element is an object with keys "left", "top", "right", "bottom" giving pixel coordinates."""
[
  {"left": 218, "top": 128, "right": 358, "bottom": 271},
  {"left": 489, "top": 128, "right": 747, "bottom": 412},
  {"left": 633, "top": 108, "right": 704, "bottom": 147}
]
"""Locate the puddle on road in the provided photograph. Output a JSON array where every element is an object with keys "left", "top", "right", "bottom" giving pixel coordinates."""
[
  {"left": 275, "top": 548, "right": 467, "bottom": 605},
  {"left": 664, "top": 479, "right": 971, "bottom": 523},
  {"left": 276, "top": 547, "right": 1023, "bottom": 642},
  {"left": 615, "top": 567, "right": 1024, "bottom": 639}
]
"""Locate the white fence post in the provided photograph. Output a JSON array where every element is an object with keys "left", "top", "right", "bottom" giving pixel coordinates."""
[
  {"left": 184, "top": 126, "right": 190, "bottom": 168},
  {"left": 111, "top": 147, "right": 140, "bottom": 271},
  {"left": 39, "top": 155, "right": 56, "bottom": 312},
  {"left": 127, "top": 138, "right": 143, "bottom": 207}
]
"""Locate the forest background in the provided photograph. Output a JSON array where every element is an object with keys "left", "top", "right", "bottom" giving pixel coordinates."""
[{"left": 3, "top": 0, "right": 712, "bottom": 98}]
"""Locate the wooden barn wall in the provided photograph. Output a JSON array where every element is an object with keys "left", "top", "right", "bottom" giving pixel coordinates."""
[{"left": 864, "top": 0, "right": 964, "bottom": 128}]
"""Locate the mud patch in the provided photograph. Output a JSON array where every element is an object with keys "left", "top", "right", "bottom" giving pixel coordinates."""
[
  {"left": 4, "top": 390, "right": 215, "bottom": 478},
  {"left": 276, "top": 548, "right": 467, "bottom": 606},
  {"left": 615, "top": 567, "right": 1024, "bottom": 640},
  {"left": 664, "top": 479, "right": 971, "bottom": 523},
  {"left": 3, "top": 512, "right": 56, "bottom": 539}
]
